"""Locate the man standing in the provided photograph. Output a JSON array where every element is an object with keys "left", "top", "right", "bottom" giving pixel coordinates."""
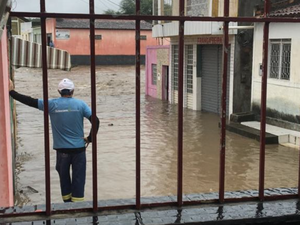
[{"left": 9, "top": 78, "right": 99, "bottom": 203}]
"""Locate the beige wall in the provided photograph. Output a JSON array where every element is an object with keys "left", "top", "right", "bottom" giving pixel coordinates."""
[
  {"left": 218, "top": 0, "right": 238, "bottom": 17},
  {"left": 171, "top": 0, "right": 238, "bottom": 17}
]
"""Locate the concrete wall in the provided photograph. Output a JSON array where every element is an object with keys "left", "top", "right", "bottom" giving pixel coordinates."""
[
  {"left": 0, "top": 28, "right": 14, "bottom": 207},
  {"left": 232, "top": 0, "right": 261, "bottom": 113},
  {"left": 252, "top": 23, "right": 300, "bottom": 121}
]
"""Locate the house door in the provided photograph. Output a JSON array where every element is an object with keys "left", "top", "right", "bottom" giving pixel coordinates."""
[
  {"left": 201, "top": 45, "right": 230, "bottom": 114},
  {"left": 47, "top": 33, "right": 52, "bottom": 46},
  {"left": 162, "top": 65, "right": 169, "bottom": 101}
]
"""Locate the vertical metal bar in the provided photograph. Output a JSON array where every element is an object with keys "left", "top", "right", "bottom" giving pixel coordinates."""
[
  {"left": 219, "top": 0, "right": 229, "bottom": 203},
  {"left": 40, "top": 0, "right": 51, "bottom": 216},
  {"left": 299, "top": 143, "right": 300, "bottom": 198},
  {"left": 89, "top": 0, "right": 98, "bottom": 212},
  {"left": 135, "top": 0, "right": 141, "bottom": 209},
  {"left": 177, "top": 0, "right": 185, "bottom": 207},
  {"left": 259, "top": 0, "right": 270, "bottom": 201},
  {"left": 135, "top": 0, "right": 141, "bottom": 210}
]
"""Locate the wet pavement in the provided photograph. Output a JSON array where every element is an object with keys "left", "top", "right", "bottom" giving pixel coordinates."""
[
  {"left": 12, "top": 66, "right": 299, "bottom": 206},
  {"left": 2, "top": 192, "right": 300, "bottom": 224}
]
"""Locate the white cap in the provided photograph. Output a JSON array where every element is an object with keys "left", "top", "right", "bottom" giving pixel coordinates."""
[{"left": 58, "top": 78, "right": 74, "bottom": 91}]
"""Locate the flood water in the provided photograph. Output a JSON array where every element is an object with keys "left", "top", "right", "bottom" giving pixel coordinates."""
[{"left": 13, "top": 66, "right": 299, "bottom": 206}]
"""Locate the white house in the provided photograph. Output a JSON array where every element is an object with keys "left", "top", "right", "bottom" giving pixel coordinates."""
[{"left": 252, "top": 2, "right": 300, "bottom": 123}]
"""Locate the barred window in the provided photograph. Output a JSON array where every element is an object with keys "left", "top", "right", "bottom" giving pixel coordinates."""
[
  {"left": 172, "top": 45, "right": 179, "bottom": 90},
  {"left": 152, "top": 64, "right": 157, "bottom": 85},
  {"left": 186, "top": 45, "right": 193, "bottom": 93},
  {"left": 269, "top": 39, "right": 291, "bottom": 80}
]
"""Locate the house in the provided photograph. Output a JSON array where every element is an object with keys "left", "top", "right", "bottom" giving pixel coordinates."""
[
  {"left": 10, "top": 17, "right": 41, "bottom": 43},
  {"left": 46, "top": 18, "right": 158, "bottom": 65},
  {"left": 252, "top": 0, "right": 300, "bottom": 124},
  {"left": 150, "top": 0, "right": 261, "bottom": 115},
  {"left": 145, "top": 45, "right": 170, "bottom": 101}
]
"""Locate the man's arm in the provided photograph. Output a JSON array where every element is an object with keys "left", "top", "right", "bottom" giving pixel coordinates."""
[
  {"left": 9, "top": 80, "right": 38, "bottom": 109},
  {"left": 86, "top": 115, "right": 100, "bottom": 143}
]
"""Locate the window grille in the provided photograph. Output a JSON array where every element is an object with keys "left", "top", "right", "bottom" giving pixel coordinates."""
[
  {"left": 172, "top": 45, "right": 179, "bottom": 90},
  {"left": 152, "top": 64, "right": 157, "bottom": 85},
  {"left": 269, "top": 39, "right": 291, "bottom": 80},
  {"left": 186, "top": 45, "right": 193, "bottom": 93}
]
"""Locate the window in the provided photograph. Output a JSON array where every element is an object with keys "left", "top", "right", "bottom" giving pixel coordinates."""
[
  {"left": 186, "top": 45, "right": 193, "bottom": 93},
  {"left": 172, "top": 45, "right": 179, "bottom": 90},
  {"left": 269, "top": 39, "right": 291, "bottom": 80},
  {"left": 95, "top": 35, "right": 102, "bottom": 40},
  {"left": 152, "top": 64, "right": 157, "bottom": 85}
]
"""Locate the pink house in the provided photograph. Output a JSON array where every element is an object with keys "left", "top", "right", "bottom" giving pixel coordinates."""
[
  {"left": 46, "top": 18, "right": 158, "bottom": 65},
  {"left": 145, "top": 45, "right": 170, "bottom": 100}
]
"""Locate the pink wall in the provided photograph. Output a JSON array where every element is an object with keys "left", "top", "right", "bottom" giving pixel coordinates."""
[
  {"left": 46, "top": 19, "right": 157, "bottom": 55},
  {"left": 46, "top": 18, "right": 56, "bottom": 42},
  {"left": 0, "top": 28, "right": 14, "bottom": 207},
  {"left": 145, "top": 46, "right": 158, "bottom": 97}
]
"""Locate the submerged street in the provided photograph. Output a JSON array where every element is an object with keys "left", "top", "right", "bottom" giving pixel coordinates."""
[{"left": 13, "top": 66, "right": 299, "bottom": 206}]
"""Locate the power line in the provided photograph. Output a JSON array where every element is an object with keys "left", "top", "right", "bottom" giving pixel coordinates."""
[
  {"left": 105, "top": 0, "right": 121, "bottom": 7},
  {"left": 98, "top": 0, "right": 120, "bottom": 11},
  {"left": 78, "top": 0, "right": 103, "bottom": 12}
]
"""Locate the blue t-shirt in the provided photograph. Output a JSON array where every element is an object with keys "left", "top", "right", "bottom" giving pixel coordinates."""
[{"left": 38, "top": 97, "right": 92, "bottom": 149}]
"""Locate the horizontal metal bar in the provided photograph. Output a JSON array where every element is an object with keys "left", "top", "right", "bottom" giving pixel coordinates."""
[
  {"left": 9, "top": 11, "right": 300, "bottom": 23},
  {"left": 1, "top": 194, "right": 299, "bottom": 218}
]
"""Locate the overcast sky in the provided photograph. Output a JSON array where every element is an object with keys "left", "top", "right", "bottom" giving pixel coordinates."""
[{"left": 12, "top": 0, "right": 123, "bottom": 14}]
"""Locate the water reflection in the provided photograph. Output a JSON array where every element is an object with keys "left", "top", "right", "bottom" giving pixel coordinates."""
[{"left": 13, "top": 66, "right": 299, "bottom": 206}]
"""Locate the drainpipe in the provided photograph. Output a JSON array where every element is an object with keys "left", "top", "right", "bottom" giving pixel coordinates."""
[{"left": 219, "top": 25, "right": 255, "bottom": 30}]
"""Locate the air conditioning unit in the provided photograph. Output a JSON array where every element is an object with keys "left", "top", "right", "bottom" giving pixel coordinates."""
[{"left": 0, "top": 0, "right": 12, "bottom": 40}]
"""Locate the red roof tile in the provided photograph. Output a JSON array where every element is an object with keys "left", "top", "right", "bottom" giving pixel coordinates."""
[{"left": 270, "top": 3, "right": 300, "bottom": 17}]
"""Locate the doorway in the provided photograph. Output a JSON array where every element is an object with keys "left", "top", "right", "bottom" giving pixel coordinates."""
[{"left": 162, "top": 65, "right": 169, "bottom": 101}]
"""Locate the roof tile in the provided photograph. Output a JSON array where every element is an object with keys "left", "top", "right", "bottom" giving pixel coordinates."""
[{"left": 56, "top": 19, "right": 152, "bottom": 30}]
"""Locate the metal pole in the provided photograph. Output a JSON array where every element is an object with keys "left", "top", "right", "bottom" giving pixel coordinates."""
[
  {"left": 40, "top": 0, "right": 51, "bottom": 216},
  {"left": 89, "top": 0, "right": 98, "bottom": 212},
  {"left": 259, "top": 0, "right": 270, "bottom": 201},
  {"left": 177, "top": 0, "right": 185, "bottom": 207},
  {"left": 9, "top": 11, "right": 300, "bottom": 23},
  {"left": 135, "top": 0, "right": 141, "bottom": 210},
  {"left": 219, "top": 0, "right": 229, "bottom": 203}
]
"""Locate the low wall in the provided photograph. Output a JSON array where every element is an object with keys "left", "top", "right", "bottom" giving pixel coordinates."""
[{"left": 71, "top": 55, "right": 146, "bottom": 66}]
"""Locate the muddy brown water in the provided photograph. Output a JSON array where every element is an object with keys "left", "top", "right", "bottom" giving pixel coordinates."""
[{"left": 13, "top": 66, "right": 299, "bottom": 206}]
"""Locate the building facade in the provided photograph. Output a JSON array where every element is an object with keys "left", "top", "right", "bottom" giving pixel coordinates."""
[
  {"left": 46, "top": 18, "right": 158, "bottom": 65},
  {"left": 145, "top": 45, "right": 170, "bottom": 100},
  {"left": 151, "top": 0, "right": 260, "bottom": 115},
  {"left": 252, "top": 1, "right": 300, "bottom": 123}
]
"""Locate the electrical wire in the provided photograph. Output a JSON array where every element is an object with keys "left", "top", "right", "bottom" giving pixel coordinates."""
[
  {"left": 78, "top": 0, "right": 103, "bottom": 12},
  {"left": 104, "top": 0, "right": 121, "bottom": 7},
  {"left": 12, "top": 0, "right": 18, "bottom": 11},
  {"left": 97, "top": 0, "right": 120, "bottom": 11}
]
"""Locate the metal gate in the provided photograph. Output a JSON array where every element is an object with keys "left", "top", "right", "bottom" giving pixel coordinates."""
[
  {"left": 201, "top": 45, "right": 229, "bottom": 114},
  {"left": 2, "top": 0, "right": 300, "bottom": 219}
]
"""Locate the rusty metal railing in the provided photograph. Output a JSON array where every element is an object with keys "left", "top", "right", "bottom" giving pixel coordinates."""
[{"left": 2, "top": 0, "right": 300, "bottom": 218}]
